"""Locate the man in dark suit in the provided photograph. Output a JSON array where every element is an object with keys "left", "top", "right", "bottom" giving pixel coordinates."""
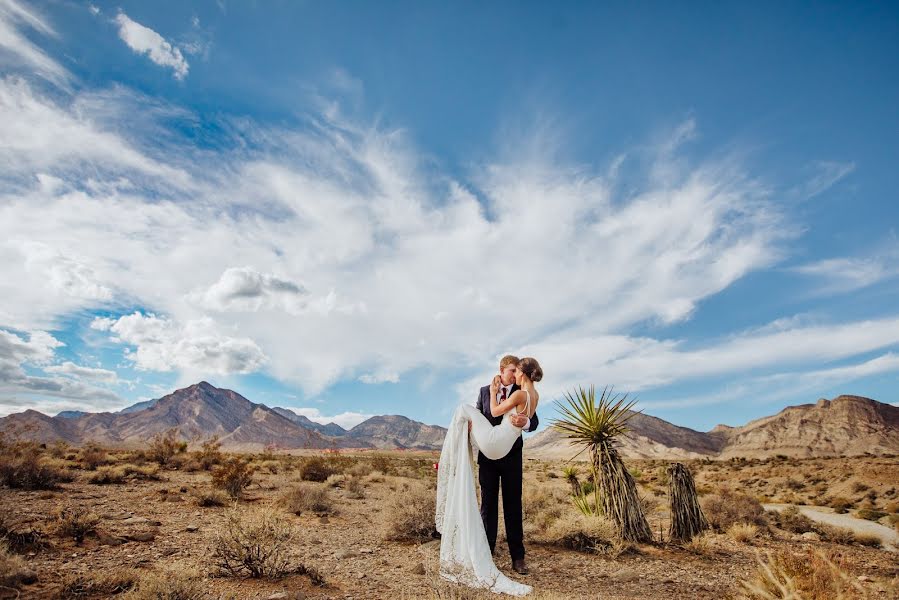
[{"left": 475, "top": 354, "right": 539, "bottom": 575}]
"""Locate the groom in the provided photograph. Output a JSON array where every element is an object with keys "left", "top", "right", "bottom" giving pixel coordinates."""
[{"left": 475, "top": 354, "right": 539, "bottom": 576}]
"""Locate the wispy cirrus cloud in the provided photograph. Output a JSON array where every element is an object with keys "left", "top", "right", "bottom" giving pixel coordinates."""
[
  {"left": 0, "top": 0, "right": 68, "bottom": 85},
  {"left": 115, "top": 11, "right": 189, "bottom": 80}
]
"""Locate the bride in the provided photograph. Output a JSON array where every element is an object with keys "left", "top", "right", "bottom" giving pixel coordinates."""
[{"left": 435, "top": 357, "right": 542, "bottom": 596}]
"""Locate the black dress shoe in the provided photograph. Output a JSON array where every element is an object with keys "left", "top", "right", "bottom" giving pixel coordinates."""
[{"left": 512, "top": 559, "right": 529, "bottom": 575}]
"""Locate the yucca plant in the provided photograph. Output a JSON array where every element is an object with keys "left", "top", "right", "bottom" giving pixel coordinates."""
[
  {"left": 551, "top": 385, "right": 653, "bottom": 543},
  {"left": 562, "top": 465, "right": 581, "bottom": 497},
  {"left": 667, "top": 462, "right": 708, "bottom": 542}
]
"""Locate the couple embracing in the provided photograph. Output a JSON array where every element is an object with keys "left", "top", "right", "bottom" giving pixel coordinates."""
[{"left": 436, "top": 354, "right": 542, "bottom": 596}]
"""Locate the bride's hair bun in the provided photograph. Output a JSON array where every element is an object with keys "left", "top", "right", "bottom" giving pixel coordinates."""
[{"left": 518, "top": 357, "right": 543, "bottom": 382}]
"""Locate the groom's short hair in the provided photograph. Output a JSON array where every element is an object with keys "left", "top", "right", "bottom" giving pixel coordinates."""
[{"left": 499, "top": 355, "right": 520, "bottom": 370}]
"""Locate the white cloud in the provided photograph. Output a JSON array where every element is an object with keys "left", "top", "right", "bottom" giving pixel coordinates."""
[
  {"left": 44, "top": 361, "right": 118, "bottom": 383},
  {"left": 793, "top": 242, "right": 899, "bottom": 294},
  {"left": 115, "top": 12, "right": 189, "bottom": 80},
  {"left": 189, "top": 267, "right": 309, "bottom": 313},
  {"left": 91, "top": 311, "right": 266, "bottom": 376},
  {"left": 286, "top": 406, "right": 374, "bottom": 429},
  {"left": 0, "top": 0, "right": 69, "bottom": 85},
  {"left": 797, "top": 160, "right": 855, "bottom": 200}
]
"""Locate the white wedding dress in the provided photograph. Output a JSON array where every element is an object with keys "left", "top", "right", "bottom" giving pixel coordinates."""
[{"left": 434, "top": 392, "right": 533, "bottom": 596}]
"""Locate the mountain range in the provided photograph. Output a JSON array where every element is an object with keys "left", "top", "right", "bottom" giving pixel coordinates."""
[{"left": 0, "top": 382, "right": 896, "bottom": 458}]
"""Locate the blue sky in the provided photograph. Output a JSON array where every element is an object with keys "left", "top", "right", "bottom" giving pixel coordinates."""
[{"left": 1, "top": 1, "right": 897, "bottom": 432}]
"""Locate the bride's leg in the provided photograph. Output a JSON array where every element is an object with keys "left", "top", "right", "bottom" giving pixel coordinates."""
[{"left": 461, "top": 405, "right": 505, "bottom": 460}]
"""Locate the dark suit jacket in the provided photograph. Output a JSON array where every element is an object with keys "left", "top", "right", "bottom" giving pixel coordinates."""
[{"left": 475, "top": 383, "right": 539, "bottom": 456}]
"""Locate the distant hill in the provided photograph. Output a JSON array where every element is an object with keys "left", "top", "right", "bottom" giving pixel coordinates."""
[
  {"left": 270, "top": 407, "right": 348, "bottom": 437},
  {"left": 526, "top": 394, "right": 899, "bottom": 460},
  {"left": 345, "top": 415, "right": 447, "bottom": 450}
]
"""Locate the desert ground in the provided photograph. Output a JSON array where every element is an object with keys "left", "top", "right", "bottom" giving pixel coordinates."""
[{"left": 1, "top": 439, "right": 898, "bottom": 599}]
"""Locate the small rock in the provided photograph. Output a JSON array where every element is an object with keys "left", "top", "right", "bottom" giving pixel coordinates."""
[
  {"left": 357, "top": 573, "right": 366, "bottom": 579},
  {"left": 126, "top": 530, "right": 157, "bottom": 542},
  {"left": 185, "top": 524, "right": 199, "bottom": 532},
  {"left": 858, "top": 575, "right": 870, "bottom": 582},
  {"left": 335, "top": 549, "right": 358, "bottom": 559},
  {"left": 359, "top": 547, "right": 374, "bottom": 554},
  {"left": 319, "top": 516, "right": 330, "bottom": 524},
  {"left": 267, "top": 593, "right": 288, "bottom": 600},
  {"left": 412, "top": 562, "right": 426, "bottom": 575},
  {"left": 801, "top": 532, "right": 821, "bottom": 542}
]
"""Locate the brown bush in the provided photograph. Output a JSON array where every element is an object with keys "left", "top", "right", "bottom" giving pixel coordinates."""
[
  {"left": 278, "top": 483, "right": 334, "bottom": 515},
  {"left": 727, "top": 523, "right": 760, "bottom": 543},
  {"left": 148, "top": 428, "right": 187, "bottom": 466},
  {"left": 741, "top": 548, "right": 863, "bottom": 599},
  {"left": 345, "top": 476, "right": 365, "bottom": 499},
  {"left": 195, "top": 436, "right": 223, "bottom": 470},
  {"left": 122, "top": 564, "right": 208, "bottom": 599},
  {"left": 701, "top": 488, "right": 768, "bottom": 531},
  {"left": 298, "top": 456, "right": 337, "bottom": 482},
  {"left": 79, "top": 443, "right": 108, "bottom": 470},
  {"left": 0, "top": 540, "right": 37, "bottom": 590},
  {"left": 770, "top": 506, "right": 814, "bottom": 533},
  {"left": 0, "top": 442, "right": 72, "bottom": 490},
  {"left": 211, "top": 506, "right": 294, "bottom": 578},
  {"left": 88, "top": 465, "right": 127, "bottom": 485},
  {"left": 380, "top": 483, "right": 435, "bottom": 541},
  {"left": 58, "top": 569, "right": 140, "bottom": 598},
  {"left": 829, "top": 496, "right": 853, "bottom": 514},
  {"left": 51, "top": 505, "right": 100, "bottom": 544},
  {"left": 541, "top": 513, "right": 615, "bottom": 552},
  {"left": 211, "top": 457, "right": 254, "bottom": 499},
  {"left": 192, "top": 488, "right": 230, "bottom": 508}
]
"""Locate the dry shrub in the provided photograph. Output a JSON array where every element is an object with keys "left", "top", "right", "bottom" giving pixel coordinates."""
[
  {"left": 278, "top": 483, "right": 334, "bottom": 515},
  {"left": 211, "top": 457, "right": 254, "bottom": 499},
  {"left": 740, "top": 548, "right": 864, "bottom": 599},
  {"left": 540, "top": 513, "right": 615, "bottom": 552},
  {"left": 345, "top": 476, "right": 365, "bottom": 499},
  {"left": 816, "top": 524, "right": 855, "bottom": 545},
  {"left": 148, "top": 428, "right": 188, "bottom": 466},
  {"left": 370, "top": 453, "right": 396, "bottom": 475},
  {"left": 829, "top": 496, "right": 854, "bottom": 514},
  {"left": 88, "top": 465, "right": 126, "bottom": 485},
  {"left": 211, "top": 506, "right": 293, "bottom": 578},
  {"left": 0, "top": 442, "right": 72, "bottom": 490},
  {"left": 58, "top": 569, "right": 140, "bottom": 598},
  {"left": 193, "top": 488, "right": 230, "bottom": 507},
  {"left": 701, "top": 488, "right": 768, "bottom": 531},
  {"left": 298, "top": 456, "right": 337, "bottom": 482},
  {"left": 770, "top": 506, "right": 814, "bottom": 534},
  {"left": 50, "top": 505, "right": 99, "bottom": 544},
  {"left": 121, "top": 463, "right": 162, "bottom": 481},
  {"left": 728, "top": 523, "right": 760, "bottom": 543},
  {"left": 522, "top": 486, "right": 565, "bottom": 538},
  {"left": 684, "top": 532, "right": 715, "bottom": 555},
  {"left": 381, "top": 482, "right": 435, "bottom": 541},
  {"left": 855, "top": 508, "right": 886, "bottom": 522},
  {"left": 259, "top": 460, "right": 280, "bottom": 474},
  {"left": 347, "top": 461, "right": 373, "bottom": 478},
  {"left": 0, "top": 516, "right": 45, "bottom": 554},
  {"left": 79, "top": 443, "right": 108, "bottom": 470},
  {"left": 195, "top": 436, "right": 223, "bottom": 470},
  {"left": 122, "top": 564, "right": 208, "bottom": 600},
  {"left": 852, "top": 532, "right": 882, "bottom": 548},
  {"left": 0, "top": 540, "right": 36, "bottom": 590}
]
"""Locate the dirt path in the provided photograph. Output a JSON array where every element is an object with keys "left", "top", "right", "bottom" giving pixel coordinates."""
[{"left": 764, "top": 503, "right": 899, "bottom": 551}]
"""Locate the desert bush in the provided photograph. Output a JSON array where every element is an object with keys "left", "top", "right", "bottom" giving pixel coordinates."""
[
  {"left": 381, "top": 483, "right": 435, "bottom": 541},
  {"left": 0, "top": 442, "right": 72, "bottom": 490},
  {"left": 851, "top": 482, "right": 868, "bottom": 493},
  {"left": 770, "top": 506, "right": 814, "bottom": 534},
  {"left": 211, "top": 506, "right": 293, "bottom": 578},
  {"left": 347, "top": 461, "right": 373, "bottom": 478},
  {"left": 540, "top": 513, "right": 615, "bottom": 552},
  {"left": 852, "top": 532, "right": 882, "bottom": 548},
  {"left": 121, "top": 463, "right": 162, "bottom": 481},
  {"left": 883, "top": 500, "right": 899, "bottom": 513},
  {"left": 816, "top": 525, "right": 855, "bottom": 545},
  {"left": 259, "top": 460, "right": 280, "bottom": 474},
  {"left": 278, "top": 483, "right": 334, "bottom": 515},
  {"left": 0, "top": 540, "right": 37, "bottom": 590},
  {"left": 345, "top": 476, "right": 365, "bottom": 499},
  {"left": 728, "top": 523, "right": 760, "bottom": 543},
  {"left": 88, "top": 465, "right": 127, "bottom": 485},
  {"left": 148, "top": 428, "right": 187, "bottom": 466},
  {"left": 856, "top": 508, "right": 886, "bottom": 522},
  {"left": 47, "top": 439, "right": 69, "bottom": 459},
  {"left": 192, "top": 488, "right": 230, "bottom": 508},
  {"left": 0, "top": 515, "right": 45, "bottom": 554},
  {"left": 122, "top": 564, "right": 209, "bottom": 600},
  {"left": 57, "top": 569, "right": 140, "bottom": 598},
  {"left": 370, "top": 453, "right": 395, "bottom": 475},
  {"left": 829, "top": 496, "right": 853, "bottom": 514},
  {"left": 79, "top": 443, "right": 108, "bottom": 470},
  {"left": 298, "top": 456, "right": 337, "bottom": 482},
  {"left": 523, "top": 486, "right": 566, "bottom": 537},
  {"left": 740, "top": 548, "right": 863, "bottom": 599},
  {"left": 211, "top": 457, "right": 254, "bottom": 499},
  {"left": 683, "top": 532, "right": 715, "bottom": 555},
  {"left": 701, "top": 488, "right": 768, "bottom": 531},
  {"left": 51, "top": 505, "right": 99, "bottom": 544}
]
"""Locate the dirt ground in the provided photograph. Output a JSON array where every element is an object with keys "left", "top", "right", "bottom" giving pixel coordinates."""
[{"left": 2, "top": 451, "right": 898, "bottom": 599}]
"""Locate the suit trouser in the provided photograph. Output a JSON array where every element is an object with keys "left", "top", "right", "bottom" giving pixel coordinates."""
[{"left": 478, "top": 445, "right": 524, "bottom": 561}]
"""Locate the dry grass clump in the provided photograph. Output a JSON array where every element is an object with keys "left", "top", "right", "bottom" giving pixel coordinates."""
[
  {"left": 278, "top": 482, "right": 334, "bottom": 515},
  {"left": 121, "top": 564, "right": 209, "bottom": 599},
  {"left": 769, "top": 506, "right": 815, "bottom": 534},
  {"left": 57, "top": 569, "right": 141, "bottom": 598},
  {"left": 0, "top": 441, "right": 73, "bottom": 490},
  {"left": 740, "top": 548, "right": 864, "bottom": 599},
  {"left": 701, "top": 488, "right": 768, "bottom": 531},
  {"left": 210, "top": 456, "right": 254, "bottom": 499},
  {"left": 211, "top": 506, "right": 294, "bottom": 578},
  {"left": 541, "top": 513, "right": 616, "bottom": 553},
  {"left": 121, "top": 463, "right": 162, "bottom": 481},
  {"left": 298, "top": 456, "right": 338, "bottom": 482},
  {"left": 192, "top": 488, "right": 230, "bottom": 508},
  {"left": 50, "top": 505, "right": 100, "bottom": 544},
  {"left": 194, "top": 436, "right": 223, "bottom": 470},
  {"left": 346, "top": 461, "right": 373, "bottom": 478},
  {"left": 88, "top": 465, "right": 127, "bottom": 484},
  {"left": 728, "top": 523, "right": 760, "bottom": 543},
  {"left": 683, "top": 532, "right": 716, "bottom": 555},
  {"left": 345, "top": 475, "right": 365, "bottom": 499},
  {"left": 852, "top": 532, "right": 882, "bottom": 548},
  {"left": 381, "top": 482, "right": 436, "bottom": 541},
  {"left": 829, "top": 496, "right": 854, "bottom": 514},
  {"left": 0, "top": 540, "right": 37, "bottom": 590},
  {"left": 79, "top": 443, "right": 109, "bottom": 470},
  {"left": 855, "top": 508, "right": 886, "bottom": 522}
]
